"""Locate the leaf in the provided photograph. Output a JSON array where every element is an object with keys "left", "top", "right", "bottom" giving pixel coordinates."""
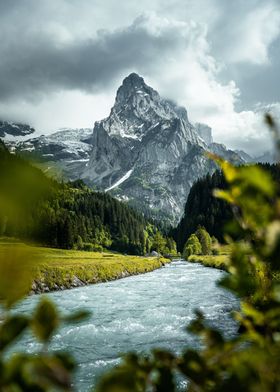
[
  {"left": 63, "top": 310, "right": 91, "bottom": 324},
  {"left": 0, "top": 245, "right": 36, "bottom": 309},
  {"left": 0, "top": 315, "right": 29, "bottom": 351},
  {"left": 238, "top": 166, "right": 275, "bottom": 197},
  {"left": 31, "top": 298, "right": 59, "bottom": 342}
]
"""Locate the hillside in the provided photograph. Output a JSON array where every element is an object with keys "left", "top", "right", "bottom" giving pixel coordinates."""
[
  {"left": 173, "top": 163, "right": 280, "bottom": 251},
  {"left": 0, "top": 142, "right": 174, "bottom": 255}
]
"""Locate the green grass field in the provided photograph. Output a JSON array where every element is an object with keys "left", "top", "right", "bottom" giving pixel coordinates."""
[{"left": 0, "top": 238, "right": 170, "bottom": 293}]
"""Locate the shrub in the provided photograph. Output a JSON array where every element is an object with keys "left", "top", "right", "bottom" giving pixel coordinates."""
[
  {"left": 82, "top": 243, "right": 103, "bottom": 252},
  {"left": 183, "top": 234, "right": 202, "bottom": 259},
  {"left": 195, "top": 226, "right": 212, "bottom": 255}
]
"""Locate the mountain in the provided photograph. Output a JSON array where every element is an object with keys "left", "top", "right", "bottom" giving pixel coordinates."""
[
  {"left": 0, "top": 120, "right": 35, "bottom": 139},
  {"left": 2, "top": 73, "right": 244, "bottom": 223},
  {"left": 234, "top": 149, "right": 277, "bottom": 164},
  {"left": 5, "top": 127, "right": 93, "bottom": 179},
  {"left": 80, "top": 73, "right": 243, "bottom": 223},
  {"left": 254, "top": 151, "right": 277, "bottom": 164}
]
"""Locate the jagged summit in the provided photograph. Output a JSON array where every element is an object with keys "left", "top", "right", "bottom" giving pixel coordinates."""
[
  {"left": 121, "top": 72, "right": 146, "bottom": 88},
  {"left": 101, "top": 72, "right": 194, "bottom": 141}
]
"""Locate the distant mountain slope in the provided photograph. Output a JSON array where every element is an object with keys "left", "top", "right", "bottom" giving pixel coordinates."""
[{"left": 0, "top": 120, "right": 35, "bottom": 139}]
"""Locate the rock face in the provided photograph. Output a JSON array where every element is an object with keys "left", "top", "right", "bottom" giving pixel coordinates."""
[
  {"left": 81, "top": 73, "right": 243, "bottom": 223},
  {"left": 196, "top": 123, "right": 213, "bottom": 145}
]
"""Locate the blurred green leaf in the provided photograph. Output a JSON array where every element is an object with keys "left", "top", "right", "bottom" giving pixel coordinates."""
[
  {"left": 0, "top": 245, "right": 36, "bottom": 309},
  {"left": 31, "top": 298, "right": 59, "bottom": 343},
  {"left": 0, "top": 315, "right": 29, "bottom": 352},
  {"left": 63, "top": 310, "right": 91, "bottom": 324}
]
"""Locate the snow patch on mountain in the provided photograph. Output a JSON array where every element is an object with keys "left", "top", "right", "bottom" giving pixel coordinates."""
[{"left": 105, "top": 169, "right": 134, "bottom": 192}]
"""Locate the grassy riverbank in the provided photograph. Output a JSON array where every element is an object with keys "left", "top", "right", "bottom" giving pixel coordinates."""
[
  {"left": 0, "top": 239, "right": 170, "bottom": 293},
  {"left": 188, "top": 245, "right": 231, "bottom": 271},
  {"left": 188, "top": 245, "right": 280, "bottom": 281}
]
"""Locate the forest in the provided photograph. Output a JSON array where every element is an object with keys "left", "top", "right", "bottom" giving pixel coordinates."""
[{"left": 173, "top": 163, "right": 280, "bottom": 252}]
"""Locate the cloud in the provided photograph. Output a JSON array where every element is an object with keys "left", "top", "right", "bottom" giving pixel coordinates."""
[
  {"left": 0, "top": 14, "right": 200, "bottom": 100},
  {"left": 0, "top": 13, "right": 239, "bottom": 127},
  {"left": 0, "top": 2, "right": 279, "bottom": 155},
  {"left": 214, "top": 1, "right": 280, "bottom": 65}
]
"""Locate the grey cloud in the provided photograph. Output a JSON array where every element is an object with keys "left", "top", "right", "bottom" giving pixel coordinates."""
[{"left": 0, "top": 16, "right": 185, "bottom": 101}]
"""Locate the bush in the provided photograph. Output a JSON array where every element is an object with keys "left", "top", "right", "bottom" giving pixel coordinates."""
[
  {"left": 183, "top": 234, "right": 202, "bottom": 259},
  {"left": 82, "top": 243, "right": 103, "bottom": 252},
  {"left": 195, "top": 226, "right": 212, "bottom": 255}
]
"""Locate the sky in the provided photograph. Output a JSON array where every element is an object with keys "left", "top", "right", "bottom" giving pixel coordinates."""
[{"left": 0, "top": 0, "right": 279, "bottom": 155}]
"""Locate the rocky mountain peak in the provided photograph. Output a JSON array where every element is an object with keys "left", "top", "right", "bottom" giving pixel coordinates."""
[
  {"left": 101, "top": 72, "right": 193, "bottom": 141},
  {"left": 114, "top": 72, "right": 158, "bottom": 111},
  {"left": 121, "top": 72, "right": 146, "bottom": 89}
]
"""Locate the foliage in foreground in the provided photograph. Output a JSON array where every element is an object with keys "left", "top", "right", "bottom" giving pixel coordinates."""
[{"left": 96, "top": 118, "right": 280, "bottom": 391}]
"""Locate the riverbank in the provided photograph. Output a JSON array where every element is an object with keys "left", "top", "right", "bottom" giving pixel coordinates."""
[
  {"left": 0, "top": 240, "right": 170, "bottom": 294},
  {"left": 188, "top": 246, "right": 280, "bottom": 282},
  {"left": 33, "top": 249, "right": 170, "bottom": 294},
  {"left": 188, "top": 245, "right": 231, "bottom": 271}
]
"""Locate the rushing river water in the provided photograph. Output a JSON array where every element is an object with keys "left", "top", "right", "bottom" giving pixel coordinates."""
[{"left": 14, "top": 260, "right": 239, "bottom": 391}]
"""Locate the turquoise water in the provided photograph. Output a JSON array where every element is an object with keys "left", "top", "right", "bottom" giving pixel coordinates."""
[{"left": 14, "top": 261, "right": 239, "bottom": 390}]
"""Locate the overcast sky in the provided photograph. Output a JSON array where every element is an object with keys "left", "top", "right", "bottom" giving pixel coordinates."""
[{"left": 0, "top": 0, "right": 279, "bottom": 155}]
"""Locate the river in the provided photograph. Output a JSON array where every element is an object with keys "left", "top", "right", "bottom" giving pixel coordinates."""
[{"left": 14, "top": 260, "right": 239, "bottom": 390}]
